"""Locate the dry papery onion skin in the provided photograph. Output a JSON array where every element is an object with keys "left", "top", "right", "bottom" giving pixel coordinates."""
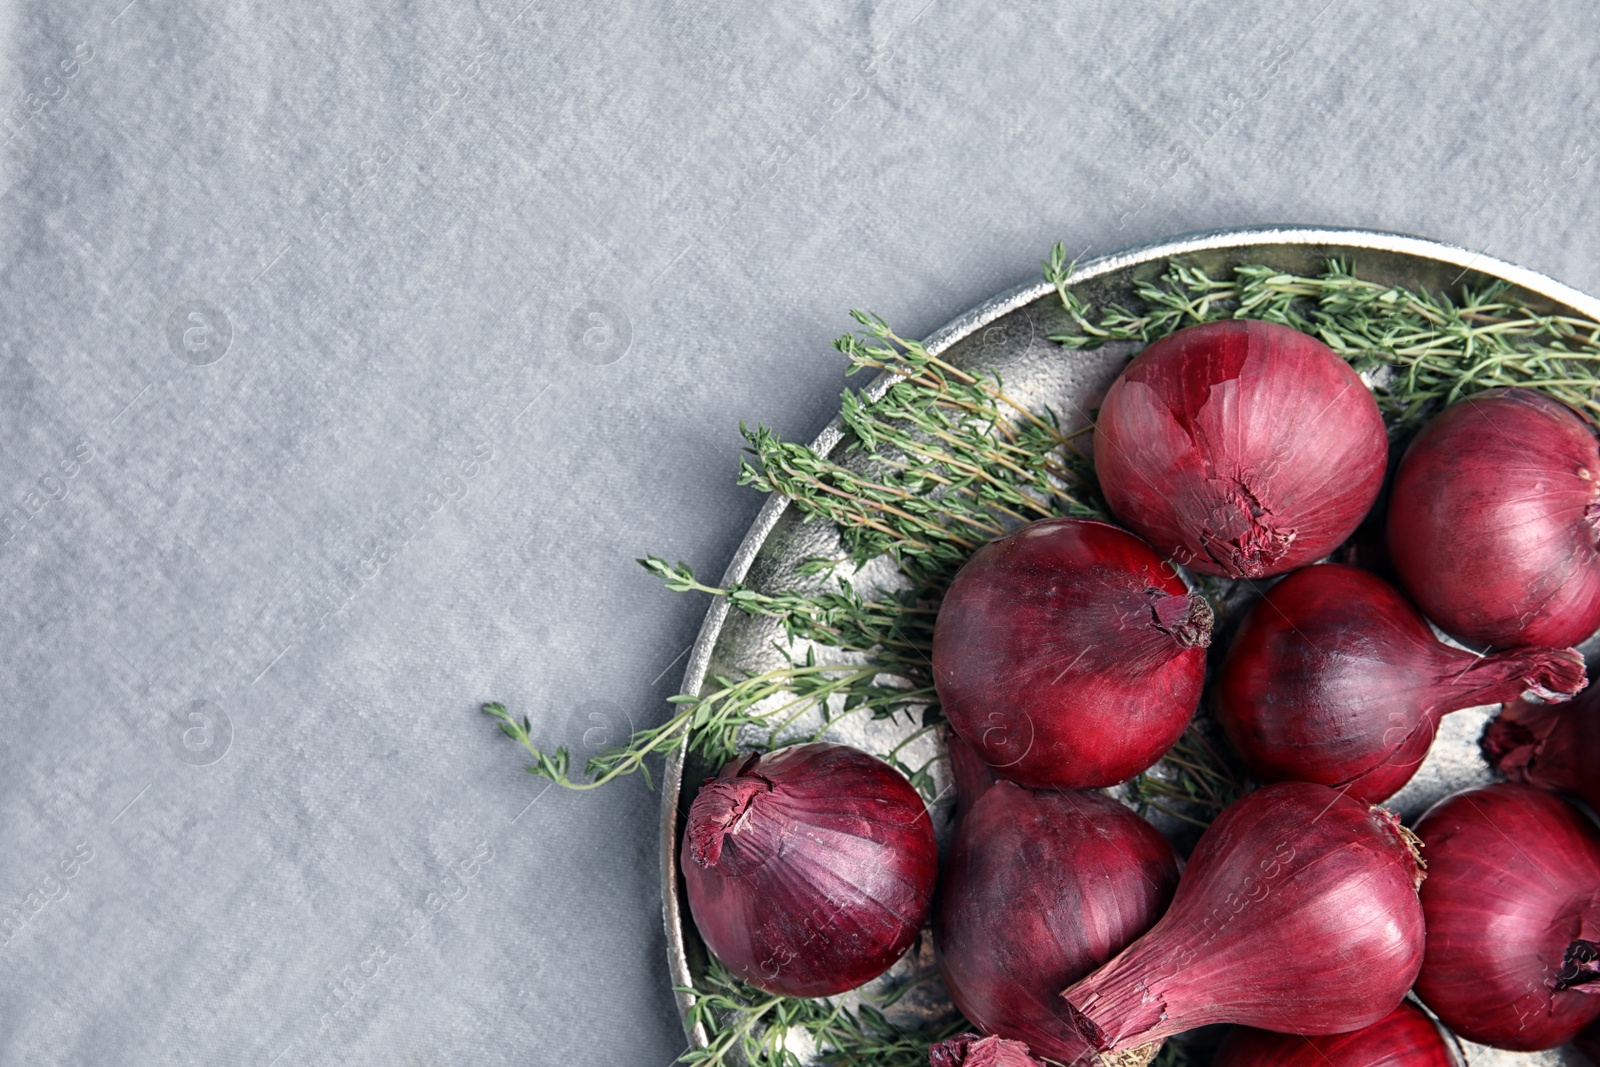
[{"left": 1094, "top": 319, "right": 1387, "bottom": 580}]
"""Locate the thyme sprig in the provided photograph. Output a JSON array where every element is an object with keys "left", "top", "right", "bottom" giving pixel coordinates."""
[
  {"left": 638, "top": 557, "right": 936, "bottom": 679},
  {"left": 482, "top": 653, "right": 932, "bottom": 792},
  {"left": 1045, "top": 244, "right": 1600, "bottom": 427},
  {"left": 682, "top": 959, "right": 963, "bottom": 1067},
  {"left": 740, "top": 309, "right": 1102, "bottom": 585},
  {"left": 1128, "top": 728, "right": 1244, "bottom": 830}
]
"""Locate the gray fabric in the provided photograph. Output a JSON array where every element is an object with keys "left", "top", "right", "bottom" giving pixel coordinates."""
[{"left": 0, "top": 0, "right": 1593, "bottom": 1063}]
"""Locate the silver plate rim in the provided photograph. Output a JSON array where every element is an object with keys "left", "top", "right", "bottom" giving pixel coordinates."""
[{"left": 656, "top": 223, "right": 1600, "bottom": 1049}]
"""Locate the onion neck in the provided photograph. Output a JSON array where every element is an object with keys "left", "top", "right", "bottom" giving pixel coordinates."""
[
  {"left": 1481, "top": 702, "right": 1550, "bottom": 782},
  {"left": 1555, "top": 939, "right": 1600, "bottom": 992},
  {"left": 1061, "top": 950, "right": 1173, "bottom": 1053},
  {"left": 1149, "top": 591, "right": 1214, "bottom": 649},
  {"left": 929, "top": 1033, "right": 1050, "bottom": 1067},
  {"left": 1371, "top": 805, "right": 1428, "bottom": 891},
  {"left": 1484, "top": 695, "right": 1600, "bottom": 808},
  {"left": 686, "top": 773, "right": 772, "bottom": 869},
  {"left": 1195, "top": 478, "right": 1295, "bottom": 578},
  {"left": 1440, "top": 647, "right": 1586, "bottom": 712}
]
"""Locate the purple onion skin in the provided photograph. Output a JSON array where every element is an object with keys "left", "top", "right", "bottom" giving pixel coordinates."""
[
  {"left": 935, "top": 784, "right": 1179, "bottom": 1064},
  {"left": 1388, "top": 387, "right": 1600, "bottom": 649},
  {"left": 945, "top": 727, "right": 1000, "bottom": 822},
  {"left": 680, "top": 742, "right": 938, "bottom": 998},
  {"left": 933, "top": 517, "right": 1212, "bottom": 790},
  {"left": 1093, "top": 319, "right": 1388, "bottom": 579},
  {"left": 1484, "top": 687, "right": 1600, "bottom": 812},
  {"left": 1219, "top": 563, "right": 1585, "bottom": 802},
  {"left": 1061, "top": 782, "right": 1426, "bottom": 1056},
  {"left": 1414, "top": 782, "right": 1600, "bottom": 1051},
  {"left": 1214, "top": 1002, "right": 1457, "bottom": 1067},
  {"left": 928, "top": 1032, "right": 1045, "bottom": 1067}
]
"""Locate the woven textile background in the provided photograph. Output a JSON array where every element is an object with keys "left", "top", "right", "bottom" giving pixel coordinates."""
[{"left": 0, "top": 0, "right": 1595, "bottom": 1063}]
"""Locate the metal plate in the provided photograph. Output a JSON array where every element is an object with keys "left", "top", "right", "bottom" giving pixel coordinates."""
[{"left": 659, "top": 225, "right": 1600, "bottom": 1066}]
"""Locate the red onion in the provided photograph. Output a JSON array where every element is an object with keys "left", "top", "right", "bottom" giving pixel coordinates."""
[
  {"left": 1219, "top": 562, "right": 1585, "bottom": 802},
  {"left": 928, "top": 1033, "right": 1045, "bottom": 1067},
  {"left": 945, "top": 727, "right": 999, "bottom": 821},
  {"left": 1484, "top": 686, "right": 1600, "bottom": 811},
  {"left": 1060, "top": 781, "right": 1426, "bottom": 1055},
  {"left": 1413, "top": 782, "right": 1600, "bottom": 1050},
  {"left": 680, "top": 742, "right": 937, "bottom": 997},
  {"left": 1093, "top": 319, "right": 1388, "bottom": 579},
  {"left": 1213, "top": 1002, "right": 1457, "bottom": 1067},
  {"left": 1387, "top": 387, "right": 1600, "bottom": 648},
  {"left": 933, "top": 517, "right": 1212, "bottom": 790},
  {"left": 935, "top": 783, "right": 1179, "bottom": 1063}
]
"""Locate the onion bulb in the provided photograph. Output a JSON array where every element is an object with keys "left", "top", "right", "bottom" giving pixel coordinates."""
[
  {"left": 928, "top": 1033, "right": 1045, "bottom": 1067},
  {"left": 1061, "top": 781, "right": 1426, "bottom": 1055},
  {"left": 1387, "top": 386, "right": 1600, "bottom": 648},
  {"left": 933, "top": 517, "right": 1212, "bottom": 790},
  {"left": 1484, "top": 685, "right": 1600, "bottom": 810},
  {"left": 680, "top": 742, "right": 937, "bottom": 997},
  {"left": 1213, "top": 1002, "right": 1457, "bottom": 1067},
  {"left": 1093, "top": 319, "right": 1388, "bottom": 578},
  {"left": 946, "top": 727, "right": 999, "bottom": 821},
  {"left": 1219, "top": 562, "right": 1585, "bottom": 802},
  {"left": 935, "top": 783, "right": 1179, "bottom": 1063},
  {"left": 1413, "top": 782, "right": 1600, "bottom": 1050}
]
